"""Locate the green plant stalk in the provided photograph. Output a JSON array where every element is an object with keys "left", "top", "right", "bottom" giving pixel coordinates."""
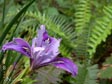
[
  {"left": 5, "top": 54, "right": 22, "bottom": 84},
  {"left": 0, "top": 52, "right": 5, "bottom": 82},
  {"left": 11, "top": 60, "right": 30, "bottom": 84}
]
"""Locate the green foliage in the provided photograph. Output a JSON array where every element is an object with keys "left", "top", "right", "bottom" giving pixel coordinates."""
[
  {"left": 99, "top": 55, "right": 112, "bottom": 79},
  {"left": 75, "top": 0, "right": 91, "bottom": 35},
  {"left": 99, "top": 67, "right": 112, "bottom": 79},
  {"left": 63, "top": 64, "right": 99, "bottom": 84},
  {"left": 22, "top": 76, "right": 36, "bottom": 84},
  {"left": 0, "top": 1, "right": 35, "bottom": 83},
  {"left": 103, "top": 55, "right": 112, "bottom": 64},
  {"left": 0, "top": 0, "right": 35, "bottom": 45},
  {"left": 36, "top": 66, "right": 64, "bottom": 84},
  {"left": 75, "top": 64, "right": 99, "bottom": 84},
  {"left": 75, "top": 3, "right": 112, "bottom": 59},
  {"left": 44, "top": 7, "right": 59, "bottom": 16},
  {"left": 88, "top": 6, "right": 112, "bottom": 58},
  {"left": 74, "top": 0, "right": 91, "bottom": 57}
]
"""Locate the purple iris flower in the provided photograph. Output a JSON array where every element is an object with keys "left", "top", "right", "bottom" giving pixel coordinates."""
[{"left": 2, "top": 25, "right": 78, "bottom": 76}]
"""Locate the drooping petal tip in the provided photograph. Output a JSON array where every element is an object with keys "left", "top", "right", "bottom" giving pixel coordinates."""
[
  {"left": 52, "top": 58, "right": 78, "bottom": 77},
  {"left": 2, "top": 42, "right": 13, "bottom": 52}
]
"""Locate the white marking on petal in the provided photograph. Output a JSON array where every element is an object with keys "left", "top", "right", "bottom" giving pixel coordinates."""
[
  {"left": 33, "top": 47, "right": 45, "bottom": 53},
  {"left": 45, "top": 38, "right": 50, "bottom": 44}
]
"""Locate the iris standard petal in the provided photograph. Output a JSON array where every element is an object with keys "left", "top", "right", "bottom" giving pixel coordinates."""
[
  {"left": 52, "top": 58, "right": 78, "bottom": 77},
  {"left": 36, "top": 25, "right": 49, "bottom": 47},
  {"left": 2, "top": 38, "right": 31, "bottom": 57}
]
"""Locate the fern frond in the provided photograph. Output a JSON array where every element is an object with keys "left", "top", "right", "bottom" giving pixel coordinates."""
[
  {"left": 35, "top": 66, "right": 64, "bottom": 84},
  {"left": 87, "top": 6, "right": 112, "bottom": 58},
  {"left": 75, "top": 0, "right": 91, "bottom": 35},
  {"left": 75, "top": 27, "right": 91, "bottom": 57},
  {"left": 75, "top": 64, "right": 99, "bottom": 84},
  {"left": 74, "top": 0, "right": 91, "bottom": 57},
  {"left": 75, "top": 6, "right": 112, "bottom": 58}
]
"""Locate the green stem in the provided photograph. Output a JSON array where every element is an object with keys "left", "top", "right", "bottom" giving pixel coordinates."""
[{"left": 5, "top": 54, "right": 22, "bottom": 84}]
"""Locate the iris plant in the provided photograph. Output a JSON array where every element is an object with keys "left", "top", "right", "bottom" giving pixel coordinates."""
[{"left": 2, "top": 25, "right": 78, "bottom": 76}]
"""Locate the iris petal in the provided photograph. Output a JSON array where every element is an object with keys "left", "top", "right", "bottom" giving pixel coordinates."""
[
  {"left": 2, "top": 38, "right": 31, "bottom": 57},
  {"left": 36, "top": 25, "right": 49, "bottom": 47},
  {"left": 52, "top": 58, "right": 78, "bottom": 77}
]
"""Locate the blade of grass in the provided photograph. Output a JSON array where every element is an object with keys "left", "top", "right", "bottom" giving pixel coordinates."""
[
  {"left": 0, "top": 52, "right": 5, "bottom": 82},
  {"left": 5, "top": 54, "right": 23, "bottom": 84},
  {"left": 5, "top": 15, "right": 24, "bottom": 68},
  {"left": 0, "top": 0, "right": 6, "bottom": 29}
]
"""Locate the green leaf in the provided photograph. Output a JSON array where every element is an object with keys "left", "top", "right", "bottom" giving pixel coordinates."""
[
  {"left": 44, "top": 7, "right": 59, "bottom": 16},
  {"left": 22, "top": 76, "right": 36, "bottom": 84},
  {"left": 35, "top": 66, "right": 64, "bottom": 84},
  {"left": 103, "top": 55, "right": 112, "bottom": 64},
  {"left": 74, "top": 64, "right": 98, "bottom": 84},
  {"left": 99, "top": 67, "right": 112, "bottom": 79}
]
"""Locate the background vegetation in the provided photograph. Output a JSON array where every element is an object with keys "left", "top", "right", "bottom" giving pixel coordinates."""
[{"left": 0, "top": 0, "right": 112, "bottom": 84}]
